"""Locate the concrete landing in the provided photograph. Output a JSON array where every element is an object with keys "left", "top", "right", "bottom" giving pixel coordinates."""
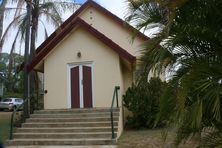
[{"left": 6, "top": 145, "right": 117, "bottom": 148}]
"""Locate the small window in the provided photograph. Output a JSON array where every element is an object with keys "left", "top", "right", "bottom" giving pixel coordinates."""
[
  {"left": 15, "top": 99, "right": 23, "bottom": 103},
  {"left": 3, "top": 99, "right": 12, "bottom": 102}
]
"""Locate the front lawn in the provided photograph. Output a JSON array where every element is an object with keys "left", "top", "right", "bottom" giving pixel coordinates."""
[
  {"left": 118, "top": 129, "right": 198, "bottom": 148},
  {"left": 0, "top": 112, "right": 11, "bottom": 144}
]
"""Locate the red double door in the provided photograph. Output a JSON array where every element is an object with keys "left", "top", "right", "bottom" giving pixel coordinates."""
[{"left": 70, "top": 65, "right": 93, "bottom": 108}]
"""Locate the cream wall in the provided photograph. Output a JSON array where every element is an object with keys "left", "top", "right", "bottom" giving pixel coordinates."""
[
  {"left": 44, "top": 28, "right": 125, "bottom": 109},
  {"left": 79, "top": 7, "right": 144, "bottom": 57},
  {"left": 116, "top": 63, "right": 133, "bottom": 138}
]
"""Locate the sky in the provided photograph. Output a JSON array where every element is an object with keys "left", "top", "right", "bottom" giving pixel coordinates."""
[
  {"left": 70, "top": 0, "right": 128, "bottom": 19},
  {"left": 75, "top": 0, "right": 88, "bottom": 4},
  {"left": 98, "top": 0, "right": 127, "bottom": 19},
  {"left": 63, "top": 0, "right": 128, "bottom": 20}
]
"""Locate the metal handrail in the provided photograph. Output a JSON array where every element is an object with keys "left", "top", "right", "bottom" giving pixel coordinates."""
[
  {"left": 110, "top": 86, "right": 120, "bottom": 139},
  {"left": 9, "top": 98, "right": 29, "bottom": 140}
]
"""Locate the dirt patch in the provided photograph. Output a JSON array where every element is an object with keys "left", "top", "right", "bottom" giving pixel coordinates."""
[{"left": 118, "top": 129, "right": 198, "bottom": 148}]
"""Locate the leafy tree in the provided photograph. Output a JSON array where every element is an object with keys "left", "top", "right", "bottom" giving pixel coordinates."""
[
  {"left": 123, "top": 77, "right": 166, "bottom": 129},
  {"left": 126, "top": 0, "right": 222, "bottom": 146},
  {"left": 0, "top": 53, "right": 8, "bottom": 76},
  {"left": 0, "top": 52, "right": 24, "bottom": 93}
]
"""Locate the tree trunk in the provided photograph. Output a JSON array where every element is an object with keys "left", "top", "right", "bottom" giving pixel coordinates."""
[
  {"left": 23, "top": 0, "right": 32, "bottom": 118},
  {"left": 30, "top": 0, "right": 39, "bottom": 60},
  {"left": 7, "top": 51, "right": 13, "bottom": 92},
  {"left": 29, "top": 0, "right": 39, "bottom": 111}
]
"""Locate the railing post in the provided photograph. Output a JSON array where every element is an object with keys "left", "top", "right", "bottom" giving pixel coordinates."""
[
  {"left": 110, "top": 86, "right": 120, "bottom": 139},
  {"left": 9, "top": 112, "right": 14, "bottom": 140},
  {"left": 115, "top": 87, "right": 119, "bottom": 108},
  {"left": 110, "top": 111, "right": 115, "bottom": 139}
]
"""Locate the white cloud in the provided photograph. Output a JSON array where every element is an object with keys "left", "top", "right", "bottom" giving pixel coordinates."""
[{"left": 97, "top": 0, "right": 128, "bottom": 19}]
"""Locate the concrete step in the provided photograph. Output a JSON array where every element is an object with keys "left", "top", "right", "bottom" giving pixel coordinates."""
[
  {"left": 16, "top": 127, "right": 118, "bottom": 133},
  {"left": 8, "top": 108, "right": 120, "bottom": 146},
  {"left": 27, "top": 117, "right": 118, "bottom": 122},
  {"left": 34, "top": 108, "right": 119, "bottom": 114},
  {"left": 7, "top": 139, "right": 116, "bottom": 146},
  {"left": 22, "top": 122, "right": 118, "bottom": 128},
  {"left": 13, "top": 132, "right": 117, "bottom": 139},
  {"left": 30, "top": 112, "right": 119, "bottom": 118}
]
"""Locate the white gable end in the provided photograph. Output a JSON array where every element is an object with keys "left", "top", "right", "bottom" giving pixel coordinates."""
[{"left": 78, "top": 6, "right": 144, "bottom": 57}]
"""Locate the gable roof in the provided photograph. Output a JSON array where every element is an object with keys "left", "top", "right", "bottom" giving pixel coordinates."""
[
  {"left": 29, "top": 0, "right": 149, "bottom": 72},
  {"left": 61, "top": 0, "right": 150, "bottom": 41},
  {"left": 28, "top": 18, "right": 136, "bottom": 71},
  {"left": 35, "top": 0, "right": 149, "bottom": 54}
]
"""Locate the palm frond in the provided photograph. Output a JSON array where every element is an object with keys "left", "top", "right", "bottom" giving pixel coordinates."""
[
  {"left": 126, "top": 0, "right": 222, "bottom": 147},
  {"left": 0, "top": 14, "right": 25, "bottom": 53},
  {"left": 13, "top": 0, "right": 25, "bottom": 18},
  {"left": 201, "top": 124, "right": 222, "bottom": 147},
  {"left": 38, "top": 19, "right": 49, "bottom": 39},
  {"left": 39, "top": 2, "right": 63, "bottom": 27}
]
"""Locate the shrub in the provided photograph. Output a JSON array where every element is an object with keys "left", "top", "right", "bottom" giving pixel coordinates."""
[{"left": 123, "top": 77, "right": 166, "bottom": 129}]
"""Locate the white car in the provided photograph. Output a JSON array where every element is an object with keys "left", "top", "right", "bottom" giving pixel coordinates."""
[{"left": 0, "top": 98, "right": 24, "bottom": 111}]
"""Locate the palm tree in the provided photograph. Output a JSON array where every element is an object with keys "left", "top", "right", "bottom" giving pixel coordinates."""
[
  {"left": 126, "top": 0, "right": 222, "bottom": 146},
  {"left": 1, "top": 0, "right": 77, "bottom": 55}
]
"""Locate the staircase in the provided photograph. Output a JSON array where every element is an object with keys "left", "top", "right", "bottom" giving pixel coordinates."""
[{"left": 7, "top": 108, "right": 119, "bottom": 146}]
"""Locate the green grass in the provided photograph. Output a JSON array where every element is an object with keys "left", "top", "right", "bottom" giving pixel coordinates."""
[{"left": 0, "top": 112, "right": 11, "bottom": 144}]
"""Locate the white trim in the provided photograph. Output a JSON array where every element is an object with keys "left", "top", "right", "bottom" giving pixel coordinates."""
[
  {"left": 91, "top": 63, "right": 95, "bottom": 108},
  {"left": 67, "top": 61, "right": 94, "bottom": 108},
  {"left": 67, "top": 64, "right": 71, "bottom": 108},
  {"left": 79, "top": 66, "right": 83, "bottom": 108}
]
